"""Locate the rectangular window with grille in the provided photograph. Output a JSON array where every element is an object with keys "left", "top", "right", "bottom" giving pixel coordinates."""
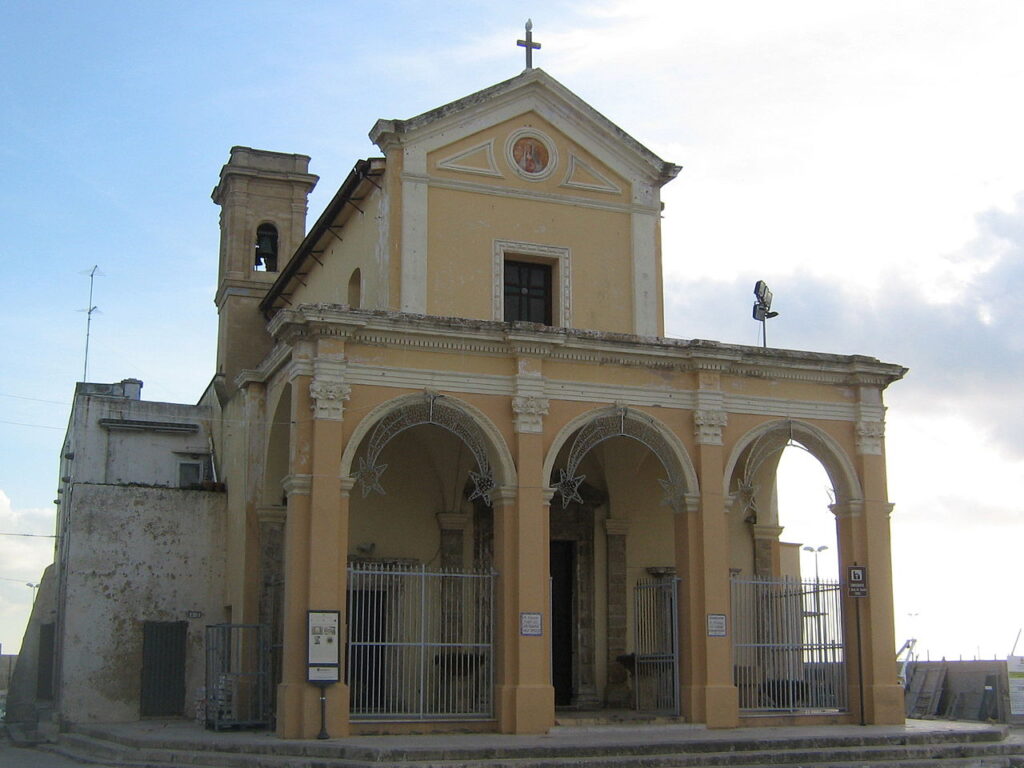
[{"left": 504, "top": 260, "right": 552, "bottom": 325}]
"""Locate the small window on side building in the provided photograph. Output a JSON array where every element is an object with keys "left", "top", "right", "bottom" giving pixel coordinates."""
[
  {"left": 179, "top": 462, "right": 202, "bottom": 489},
  {"left": 348, "top": 268, "right": 362, "bottom": 309}
]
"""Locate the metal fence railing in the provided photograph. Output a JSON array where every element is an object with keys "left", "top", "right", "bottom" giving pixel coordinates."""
[
  {"left": 732, "top": 577, "right": 847, "bottom": 714},
  {"left": 204, "top": 624, "right": 271, "bottom": 730},
  {"left": 347, "top": 563, "right": 495, "bottom": 721},
  {"left": 634, "top": 577, "right": 680, "bottom": 715}
]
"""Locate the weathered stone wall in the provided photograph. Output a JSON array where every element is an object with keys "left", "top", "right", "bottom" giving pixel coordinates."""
[
  {"left": 57, "top": 484, "right": 225, "bottom": 723},
  {"left": 4, "top": 565, "right": 56, "bottom": 725}
]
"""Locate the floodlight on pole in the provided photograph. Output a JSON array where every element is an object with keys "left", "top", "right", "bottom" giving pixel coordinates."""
[{"left": 752, "top": 279, "right": 779, "bottom": 348}]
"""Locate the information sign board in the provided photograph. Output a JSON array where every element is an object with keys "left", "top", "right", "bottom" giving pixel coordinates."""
[
  {"left": 847, "top": 566, "right": 868, "bottom": 598},
  {"left": 307, "top": 610, "right": 340, "bottom": 684}
]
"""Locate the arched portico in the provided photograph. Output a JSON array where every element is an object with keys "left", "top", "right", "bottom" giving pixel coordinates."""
[
  {"left": 542, "top": 406, "right": 698, "bottom": 715},
  {"left": 722, "top": 418, "right": 902, "bottom": 725}
]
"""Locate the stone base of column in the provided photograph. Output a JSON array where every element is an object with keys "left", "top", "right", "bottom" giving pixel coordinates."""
[
  {"left": 603, "top": 673, "right": 632, "bottom": 708},
  {"left": 276, "top": 681, "right": 350, "bottom": 739},
  {"left": 682, "top": 684, "right": 739, "bottom": 728},
  {"left": 496, "top": 684, "right": 555, "bottom": 733},
  {"left": 867, "top": 683, "right": 906, "bottom": 725}
]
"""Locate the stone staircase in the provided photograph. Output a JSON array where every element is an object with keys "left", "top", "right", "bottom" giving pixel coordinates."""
[{"left": 41, "top": 720, "right": 1024, "bottom": 768}]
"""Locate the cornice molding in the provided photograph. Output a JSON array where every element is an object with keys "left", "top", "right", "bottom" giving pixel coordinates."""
[{"left": 264, "top": 305, "right": 907, "bottom": 389}]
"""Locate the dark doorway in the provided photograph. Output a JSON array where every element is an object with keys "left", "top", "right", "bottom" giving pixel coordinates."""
[
  {"left": 140, "top": 621, "right": 187, "bottom": 716},
  {"left": 550, "top": 540, "right": 575, "bottom": 706},
  {"left": 347, "top": 589, "right": 388, "bottom": 712}
]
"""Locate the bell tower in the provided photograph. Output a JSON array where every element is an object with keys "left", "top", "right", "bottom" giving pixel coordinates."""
[{"left": 212, "top": 147, "right": 318, "bottom": 390}]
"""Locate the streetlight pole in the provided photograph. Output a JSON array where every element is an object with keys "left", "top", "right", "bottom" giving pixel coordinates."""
[{"left": 802, "top": 545, "right": 828, "bottom": 648}]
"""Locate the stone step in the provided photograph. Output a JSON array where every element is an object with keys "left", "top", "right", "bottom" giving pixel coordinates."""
[{"left": 42, "top": 722, "right": 1024, "bottom": 768}]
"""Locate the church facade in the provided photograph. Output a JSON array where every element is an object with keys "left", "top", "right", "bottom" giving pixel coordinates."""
[
  {"left": 206, "top": 67, "right": 907, "bottom": 737},
  {"left": 24, "top": 65, "right": 907, "bottom": 738}
]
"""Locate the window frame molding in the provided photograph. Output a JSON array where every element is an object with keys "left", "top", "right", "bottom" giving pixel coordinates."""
[{"left": 492, "top": 239, "right": 571, "bottom": 328}]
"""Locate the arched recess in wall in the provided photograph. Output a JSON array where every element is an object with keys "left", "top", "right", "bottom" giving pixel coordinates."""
[
  {"left": 347, "top": 268, "right": 361, "bottom": 309},
  {"left": 263, "top": 383, "right": 292, "bottom": 505},
  {"left": 259, "top": 381, "right": 292, "bottom": 699}
]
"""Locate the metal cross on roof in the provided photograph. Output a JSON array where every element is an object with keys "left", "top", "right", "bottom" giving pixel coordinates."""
[{"left": 517, "top": 19, "right": 541, "bottom": 69}]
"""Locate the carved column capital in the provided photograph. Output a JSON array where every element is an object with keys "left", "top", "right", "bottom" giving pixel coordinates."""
[
  {"left": 693, "top": 409, "right": 728, "bottom": 445},
  {"left": 855, "top": 420, "right": 885, "bottom": 455},
  {"left": 309, "top": 378, "right": 351, "bottom": 420},
  {"left": 512, "top": 395, "right": 549, "bottom": 433},
  {"left": 490, "top": 486, "right": 518, "bottom": 507},
  {"left": 830, "top": 499, "right": 864, "bottom": 519},
  {"left": 282, "top": 473, "right": 312, "bottom": 497}
]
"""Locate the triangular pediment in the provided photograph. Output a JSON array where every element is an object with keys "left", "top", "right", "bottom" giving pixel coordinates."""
[
  {"left": 370, "top": 69, "right": 679, "bottom": 188},
  {"left": 561, "top": 154, "right": 622, "bottom": 195},
  {"left": 436, "top": 140, "right": 503, "bottom": 178}
]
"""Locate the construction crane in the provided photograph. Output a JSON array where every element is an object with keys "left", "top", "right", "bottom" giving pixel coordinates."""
[{"left": 896, "top": 638, "right": 918, "bottom": 688}]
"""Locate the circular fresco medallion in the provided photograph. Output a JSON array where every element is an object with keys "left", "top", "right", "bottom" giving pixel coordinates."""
[
  {"left": 507, "top": 130, "right": 556, "bottom": 180},
  {"left": 512, "top": 136, "right": 549, "bottom": 175}
]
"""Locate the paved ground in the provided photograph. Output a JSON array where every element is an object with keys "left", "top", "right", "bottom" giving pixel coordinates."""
[
  {"left": 0, "top": 737, "right": 103, "bottom": 768},
  {"left": 2, "top": 722, "right": 1022, "bottom": 767}
]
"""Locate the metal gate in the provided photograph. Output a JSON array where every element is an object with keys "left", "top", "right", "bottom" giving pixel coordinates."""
[
  {"left": 347, "top": 563, "right": 494, "bottom": 721},
  {"left": 633, "top": 577, "right": 680, "bottom": 715},
  {"left": 141, "top": 621, "right": 187, "bottom": 716},
  {"left": 732, "top": 577, "right": 847, "bottom": 713},
  {"left": 204, "top": 624, "right": 271, "bottom": 729}
]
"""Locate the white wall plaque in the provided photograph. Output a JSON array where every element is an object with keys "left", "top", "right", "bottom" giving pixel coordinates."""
[{"left": 520, "top": 612, "right": 543, "bottom": 637}]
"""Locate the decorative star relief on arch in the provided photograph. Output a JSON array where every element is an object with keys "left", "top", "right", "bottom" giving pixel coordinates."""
[
  {"left": 556, "top": 406, "right": 686, "bottom": 512},
  {"left": 354, "top": 455, "right": 387, "bottom": 498},
  {"left": 352, "top": 393, "right": 496, "bottom": 505}
]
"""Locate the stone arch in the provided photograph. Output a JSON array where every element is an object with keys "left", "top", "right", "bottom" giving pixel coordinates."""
[
  {"left": 340, "top": 391, "right": 517, "bottom": 506},
  {"left": 723, "top": 418, "right": 863, "bottom": 516},
  {"left": 543, "top": 405, "right": 698, "bottom": 512},
  {"left": 262, "top": 382, "right": 292, "bottom": 506}
]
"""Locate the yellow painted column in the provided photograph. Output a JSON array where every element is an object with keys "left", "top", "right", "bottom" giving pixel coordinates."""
[
  {"left": 277, "top": 348, "right": 353, "bottom": 739},
  {"left": 303, "top": 348, "right": 352, "bottom": 737},
  {"left": 681, "top": 384, "right": 739, "bottom": 727},
  {"left": 493, "top": 394, "right": 555, "bottom": 733},
  {"left": 846, "top": 407, "right": 903, "bottom": 724},
  {"left": 276, "top": 363, "right": 315, "bottom": 738}
]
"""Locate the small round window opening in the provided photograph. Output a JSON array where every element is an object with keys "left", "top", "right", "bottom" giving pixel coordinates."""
[{"left": 506, "top": 129, "right": 557, "bottom": 181}]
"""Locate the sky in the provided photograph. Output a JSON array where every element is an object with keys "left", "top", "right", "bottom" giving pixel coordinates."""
[{"left": 1, "top": 1, "right": 1022, "bottom": 662}]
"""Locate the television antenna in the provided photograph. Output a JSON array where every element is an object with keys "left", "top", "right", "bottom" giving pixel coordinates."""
[
  {"left": 752, "top": 280, "right": 779, "bottom": 348},
  {"left": 78, "top": 265, "right": 104, "bottom": 381}
]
